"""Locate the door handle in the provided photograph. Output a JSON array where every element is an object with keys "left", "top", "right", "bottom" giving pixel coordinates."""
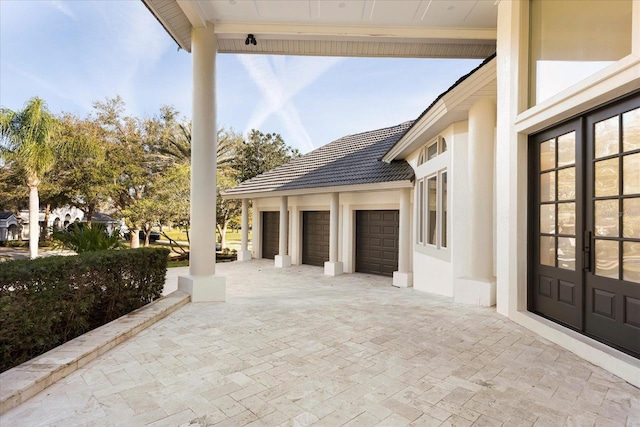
[{"left": 583, "top": 231, "right": 591, "bottom": 271}]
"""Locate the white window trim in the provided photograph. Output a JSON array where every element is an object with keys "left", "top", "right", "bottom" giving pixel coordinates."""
[
  {"left": 415, "top": 135, "right": 449, "bottom": 252},
  {"left": 416, "top": 179, "right": 425, "bottom": 244}
]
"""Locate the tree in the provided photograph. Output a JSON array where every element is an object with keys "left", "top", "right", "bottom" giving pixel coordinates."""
[
  {"left": 92, "top": 96, "right": 161, "bottom": 248},
  {"left": 216, "top": 171, "right": 242, "bottom": 249},
  {"left": 232, "top": 130, "right": 301, "bottom": 183},
  {"left": 0, "top": 162, "right": 28, "bottom": 214},
  {"left": 153, "top": 124, "right": 245, "bottom": 249},
  {"left": 151, "top": 163, "right": 190, "bottom": 257},
  {"left": 154, "top": 124, "right": 240, "bottom": 171},
  {"left": 0, "top": 98, "right": 61, "bottom": 258},
  {"left": 55, "top": 113, "right": 116, "bottom": 229}
]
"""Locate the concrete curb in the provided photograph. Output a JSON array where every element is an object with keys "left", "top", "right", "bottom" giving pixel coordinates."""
[{"left": 0, "top": 290, "right": 190, "bottom": 415}]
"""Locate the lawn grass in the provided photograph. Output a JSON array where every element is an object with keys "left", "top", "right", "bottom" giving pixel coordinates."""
[
  {"left": 160, "top": 229, "right": 189, "bottom": 241},
  {"left": 158, "top": 229, "right": 251, "bottom": 243},
  {"left": 167, "top": 259, "right": 189, "bottom": 268}
]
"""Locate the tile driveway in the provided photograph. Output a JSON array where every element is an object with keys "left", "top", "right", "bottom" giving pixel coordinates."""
[{"left": 2, "top": 260, "right": 639, "bottom": 426}]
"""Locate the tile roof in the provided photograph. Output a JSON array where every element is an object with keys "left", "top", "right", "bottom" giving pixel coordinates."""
[
  {"left": 91, "top": 212, "right": 115, "bottom": 222},
  {"left": 224, "top": 122, "right": 415, "bottom": 197}
]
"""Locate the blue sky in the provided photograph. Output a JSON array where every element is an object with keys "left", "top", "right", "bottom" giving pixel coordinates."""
[{"left": 1, "top": 0, "right": 483, "bottom": 153}]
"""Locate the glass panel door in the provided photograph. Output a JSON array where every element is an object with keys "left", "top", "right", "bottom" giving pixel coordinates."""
[
  {"left": 529, "top": 120, "right": 583, "bottom": 329},
  {"left": 585, "top": 101, "right": 640, "bottom": 356}
]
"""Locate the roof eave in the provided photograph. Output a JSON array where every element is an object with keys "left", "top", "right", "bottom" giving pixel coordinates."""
[
  {"left": 382, "top": 54, "right": 497, "bottom": 162},
  {"left": 221, "top": 180, "right": 414, "bottom": 200},
  {"left": 141, "top": 0, "right": 192, "bottom": 52}
]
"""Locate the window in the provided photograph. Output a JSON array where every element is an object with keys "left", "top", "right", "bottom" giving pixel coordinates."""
[
  {"left": 427, "top": 176, "right": 437, "bottom": 245},
  {"left": 418, "top": 136, "right": 446, "bottom": 165},
  {"left": 417, "top": 180, "right": 425, "bottom": 244},
  {"left": 529, "top": 0, "right": 632, "bottom": 105},
  {"left": 416, "top": 170, "right": 447, "bottom": 249},
  {"left": 416, "top": 135, "right": 448, "bottom": 250},
  {"left": 427, "top": 142, "right": 438, "bottom": 161},
  {"left": 441, "top": 172, "right": 447, "bottom": 248}
]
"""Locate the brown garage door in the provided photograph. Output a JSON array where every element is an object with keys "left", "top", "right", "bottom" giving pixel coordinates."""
[
  {"left": 262, "top": 211, "right": 279, "bottom": 259},
  {"left": 356, "top": 210, "right": 399, "bottom": 276},
  {"left": 302, "top": 211, "right": 330, "bottom": 266}
]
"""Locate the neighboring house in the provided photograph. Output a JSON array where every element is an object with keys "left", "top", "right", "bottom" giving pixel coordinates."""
[
  {"left": 19, "top": 207, "right": 118, "bottom": 239},
  {"left": 0, "top": 212, "right": 19, "bottom": 242},
  {"left": 148, "top": 0, "right": 639, "bottom": 385}
]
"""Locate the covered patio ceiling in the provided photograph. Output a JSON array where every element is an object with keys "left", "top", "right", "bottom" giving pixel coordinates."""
[{"left": 143, "top": 0, "right": 497, "bottom": 58}]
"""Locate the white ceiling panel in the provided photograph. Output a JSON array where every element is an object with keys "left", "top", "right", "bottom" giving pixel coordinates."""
[
  {"left": 421, "top": 0, "right": 495, "bottom": 28},
  {"left": 254, "top": 1, "right": 313, "bottom": 21},
  {"left": 201, "top": 0, "right": 258, "bottom": 22},
  {"left": 317, "top": 0, "right": 368, "bottom": 23},
  {"left": 145, "top": 0, "right": 498, "bottom": 55}
]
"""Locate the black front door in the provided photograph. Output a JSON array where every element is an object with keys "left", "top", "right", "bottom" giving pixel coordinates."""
[{"left": 529, "top": 93, "right": 640, "bottom": 357}]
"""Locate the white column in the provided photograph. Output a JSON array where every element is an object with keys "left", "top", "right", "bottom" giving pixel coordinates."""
[
  {"left": 324, "top": 192, "right": 343, "bottom": 276},
  {"left": 469, "top": 98, "right": 496, "bottom": 280},
  {"left": 275, "top": 196, "right": 291, "bottom": 267},
  {"left": 495, "top": 0, "right": 529, "bottom": 316},
  {"left": 454, "top": 98, "right": 496, "bottom": 306},
  {"left": 178, "top": 22, "right": 226, "bottom": 302},
  {"left": 238, "top": 198, "right": 252, "bottom": 261},
  {"left": 393, "top": 188, "right": 413, "bottom": 287}
]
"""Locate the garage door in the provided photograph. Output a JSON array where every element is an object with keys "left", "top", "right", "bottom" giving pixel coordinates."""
[
  {"left": 302, "top": 211, "right": 330, "bottom": 266},
  {"left": 356, "top": 210, "right": 399, "bottom": 276},
  {"left": 261, "top": 211, "right": 279, "bottom": 259}
]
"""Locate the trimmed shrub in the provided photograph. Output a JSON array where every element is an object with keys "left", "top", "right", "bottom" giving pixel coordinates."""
[{"left": 0, "top": 248, "right": 169, "bottom": 372}]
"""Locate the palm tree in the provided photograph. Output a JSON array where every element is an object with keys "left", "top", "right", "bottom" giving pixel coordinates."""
[
  {"left": 0, "top": 97, "right": 60, "bottom": 259},
  {"left": 155, "top": 123, "right": 239, "bottom": 171}
]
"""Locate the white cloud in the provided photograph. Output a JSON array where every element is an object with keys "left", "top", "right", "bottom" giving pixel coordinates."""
[{"left": 238, "top": 55, "right": 343, "bottom": 152}]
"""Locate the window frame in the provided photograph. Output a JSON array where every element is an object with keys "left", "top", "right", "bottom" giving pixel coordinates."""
[{"left": 415, "top": 135, "right": 449, "bottom": 253}]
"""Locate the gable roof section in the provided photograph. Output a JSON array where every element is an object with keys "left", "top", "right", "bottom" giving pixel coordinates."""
[
  {"left": 223, "top": 122, "right": 415, "bottom": 199},
  {"left": 383, "top": 53, "right": 496, "bottom": 161},
  {"left": 0, "top": 212, "right": 15, "bottom": 220}
]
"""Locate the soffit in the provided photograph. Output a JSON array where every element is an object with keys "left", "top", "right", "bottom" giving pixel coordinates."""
[{"left": 143, "top": 0, "right": 498, "bottom": 58}]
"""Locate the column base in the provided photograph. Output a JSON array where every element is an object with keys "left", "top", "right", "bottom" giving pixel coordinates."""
[
  {"left": 237, "top": 250, "right": 252, "bottom": 261},
  {"left": 274, "top": 255, "right": 291, "bottom": 268},
  {"left": 454, "top": 277, "right": 496, "bottom": 306},
  {"left": 324, "top": 261, "right": 343, "bottom": 276},
  {"left": 393, "top": 272, "right": 413, "bottom": 288},
  {"left": 178, "top": 274, "right": 226, "bottom": 302}
]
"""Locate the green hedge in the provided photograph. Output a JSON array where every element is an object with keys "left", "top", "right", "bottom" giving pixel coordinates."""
[{"left": 0, "top": 248, "right": 169, "bottom": 372}]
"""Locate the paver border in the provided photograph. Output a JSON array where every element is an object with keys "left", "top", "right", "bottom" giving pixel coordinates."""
[{"left": 0, "top": 290, "right": 190, "bottom": 415}]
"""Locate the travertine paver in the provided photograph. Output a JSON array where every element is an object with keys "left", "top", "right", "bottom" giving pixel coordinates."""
[{"left": 2, "top": 260, "right": 639, "bottom": 426}]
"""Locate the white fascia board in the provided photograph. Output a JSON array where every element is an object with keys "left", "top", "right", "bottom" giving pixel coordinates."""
[
  {"left": 220, "top": 180, "right": 414, "bottom": 200},
  {"left": 142, "top": 0, "right": 191, "bottom": 52},
  {"left": 383, "top": 59, "right": 497, "bottom": 162},
  {"left": 514, "top": 54, "right": 640, "bottom": 135},
  {"left": 176, "top": 0, "right": 207, "bottom": 28},
  {"left": 214, "top": 23, "right": 496, "bottom": 43}
]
